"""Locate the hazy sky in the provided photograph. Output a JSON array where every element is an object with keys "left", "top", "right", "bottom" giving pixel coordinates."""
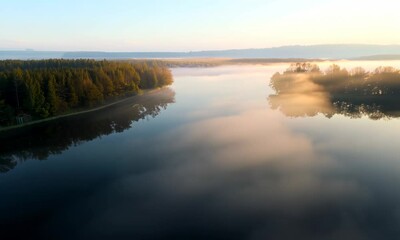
[{"left": 1, "top": 0, "right": 399, "bottom": 51}]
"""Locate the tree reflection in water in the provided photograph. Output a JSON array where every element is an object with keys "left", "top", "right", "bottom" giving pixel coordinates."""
[{"left": 0, "top": 88, "right": 175, "bottom": 173}]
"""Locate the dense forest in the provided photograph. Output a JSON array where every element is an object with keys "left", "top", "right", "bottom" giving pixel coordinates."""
[
  {"left": 269, "top": 63, "right": 400, "bottom": 119},
  {"left": 0, "top": 59, "right": 173, "bottom": 126}
]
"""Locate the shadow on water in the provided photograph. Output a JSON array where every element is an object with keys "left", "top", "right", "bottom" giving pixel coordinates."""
[
  {"left": 0, "top": 88, "right": 175, "bottom": 173},
  {"left": 268, "top": 63, "right": 400, "bottom": 119}
]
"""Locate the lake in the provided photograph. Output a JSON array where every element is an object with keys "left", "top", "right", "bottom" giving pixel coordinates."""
[{"left": 2, "top": 61, "right": 400, "bottom": 239}]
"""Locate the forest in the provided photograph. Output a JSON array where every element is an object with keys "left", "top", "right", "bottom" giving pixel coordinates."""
[
  {"left": 0, "top": 59, "right": 173, "bottom": 126},
  {"left": 269, "top": 63, "right": 400, "bottom": 119},
  {"left": 270, "top": 62, "right": 400, "bottom": 96}
]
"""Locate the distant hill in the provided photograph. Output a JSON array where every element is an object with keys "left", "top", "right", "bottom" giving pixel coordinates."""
[
  {"left": 60, "top": 44, "right": 400, "bottom": 59},
  {"left": 0, "top": 51, "right": 64, "bottom": 60},
  {"left": 352, "top": 54, "right": 400, "bottom": 60},
  {"left": 2, "top": 44, "right": 400, "bottom": 60}
]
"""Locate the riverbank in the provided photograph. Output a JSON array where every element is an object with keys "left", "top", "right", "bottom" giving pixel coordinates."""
[{"left": 0, "top": 88, "right": 163, "bottom": 133}]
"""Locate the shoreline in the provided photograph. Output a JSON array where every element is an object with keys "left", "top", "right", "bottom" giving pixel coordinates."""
[{"left": 0, "top": 88, "right": 163, "bottom": 133}]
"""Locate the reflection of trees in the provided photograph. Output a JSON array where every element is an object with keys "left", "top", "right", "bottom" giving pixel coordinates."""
[
  {"left": 269, "top": 63, "right": 400, "bottom": 119},
  {"left": 0, "top": 157, "right": 16, "bottom": 173},
  {"left": 0, "top": 88, "right": 175, "bottom": 173}
]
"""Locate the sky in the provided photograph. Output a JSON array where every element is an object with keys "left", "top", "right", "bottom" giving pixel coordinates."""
[{"left": 1, "top": 0, "right": 400, "bottom": 51}]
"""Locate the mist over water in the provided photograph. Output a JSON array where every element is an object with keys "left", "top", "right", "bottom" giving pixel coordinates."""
[{"left": 2, "top": 62, "right": 400, "bottom": 239}]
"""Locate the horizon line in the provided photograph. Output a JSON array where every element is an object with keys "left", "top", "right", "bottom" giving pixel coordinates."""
[{"left": 2, "top": 43, "right": 400, "bottom": 53}]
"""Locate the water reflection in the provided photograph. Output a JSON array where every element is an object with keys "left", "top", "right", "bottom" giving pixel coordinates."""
[
  {"left": 269, "top": 63, "right": 400, "bottom": 119},
  {"left": 72, "top": 107, "right": 373, "bottom": 240},
  {"left": 0, "top": 88, "right": 175, "bottom": 173},
  {"left": 2, "top": 65, "right": 400, "bottom": 240}
]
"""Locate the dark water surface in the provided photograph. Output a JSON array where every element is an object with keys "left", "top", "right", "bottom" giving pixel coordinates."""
[{"left": 2, "top": 62, "right": 400, "bottom": 239}]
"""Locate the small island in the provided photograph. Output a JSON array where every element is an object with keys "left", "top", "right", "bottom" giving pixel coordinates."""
[
  {"left": 269, "top": 63, "right": 400, "bottom": 119},
  {"left": 0, "top": 59, "right": 173, "bottom": 128}
]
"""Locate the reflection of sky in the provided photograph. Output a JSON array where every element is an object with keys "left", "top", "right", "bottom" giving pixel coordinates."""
[{"left": 2, "top": 63, "right": 400, "bottom": 239}]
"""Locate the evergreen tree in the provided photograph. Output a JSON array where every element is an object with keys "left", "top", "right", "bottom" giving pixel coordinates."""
[{"left": 0, "top": 59, "right": 174, "bottom": 126}]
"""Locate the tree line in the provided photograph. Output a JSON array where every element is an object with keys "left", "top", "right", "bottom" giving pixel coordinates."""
[
  {"left": 0, "top": 59, "right": 173, "bottom": 126},
  {"left": 269, "top": 63, "right": 400, "bottom": 119},
  {"left": 271, "top": 62, "right": 400, "bottom": 96}
]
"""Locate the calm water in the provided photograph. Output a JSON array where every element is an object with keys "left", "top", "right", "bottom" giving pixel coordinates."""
[{"left": 2, "top": 62, "right": 400, "bottom": 239}]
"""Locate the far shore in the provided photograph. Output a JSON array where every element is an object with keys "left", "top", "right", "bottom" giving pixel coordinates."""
[
  {"left": 0, "top": 88, "right": 163, "bottom": 133},
  {"left": 130, "top": 58, "right": 328, "bottom": 68}
]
